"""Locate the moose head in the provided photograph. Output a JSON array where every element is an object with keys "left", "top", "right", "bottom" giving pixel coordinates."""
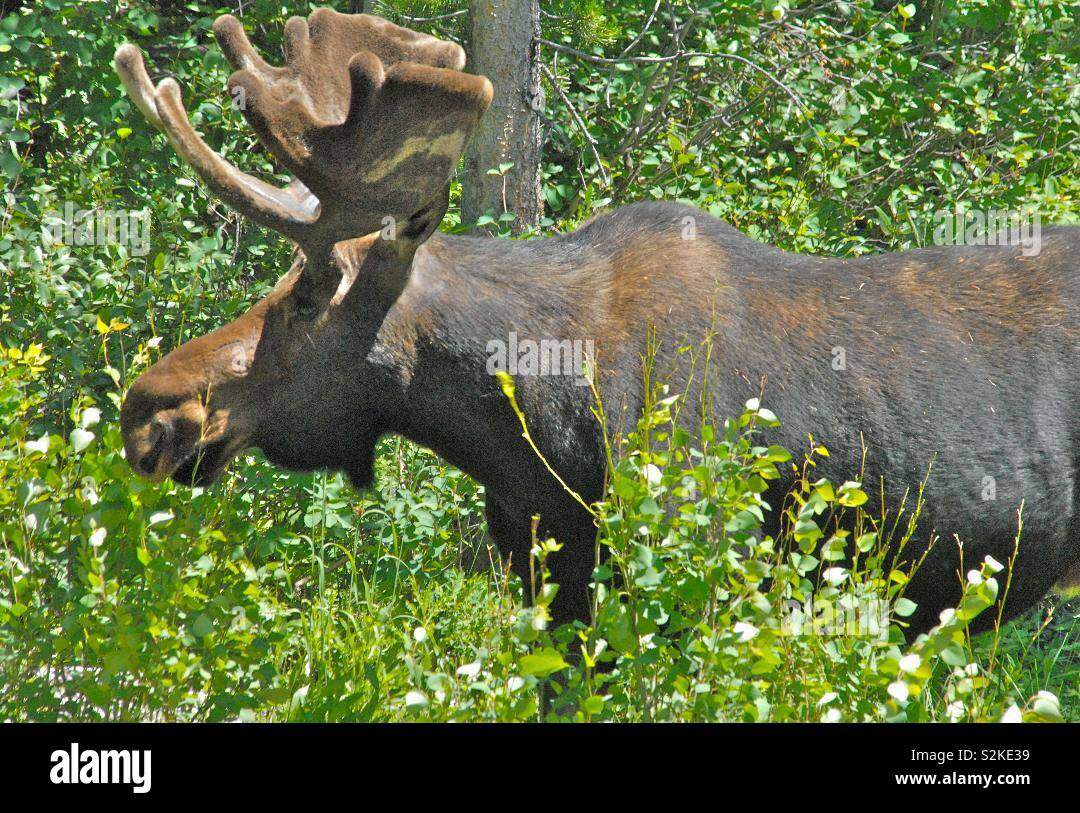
[{"left": 117, "top": 9, "right": 492, "bottom": 488}]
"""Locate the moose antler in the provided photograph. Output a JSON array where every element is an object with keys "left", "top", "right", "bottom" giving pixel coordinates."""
[{"left": 115, "top": 9, "right": 492, "bottom": 255}]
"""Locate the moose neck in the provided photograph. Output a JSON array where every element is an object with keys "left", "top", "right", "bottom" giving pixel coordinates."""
[{"left": 354, "top": 230, "right": 602, "bottom": 498}]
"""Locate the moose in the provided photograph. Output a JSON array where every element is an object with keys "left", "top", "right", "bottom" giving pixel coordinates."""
[{"left": 117, "top": 8, "right": 1080, "bottom": 635}]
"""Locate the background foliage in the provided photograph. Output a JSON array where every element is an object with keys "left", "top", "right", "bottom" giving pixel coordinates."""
[{"left": 0, "top": 0, "right": 1077, "bottom": 720}]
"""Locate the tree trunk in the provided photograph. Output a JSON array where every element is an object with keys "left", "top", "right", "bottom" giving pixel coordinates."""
[{"left": 461, "top": 0, "right": 543, "bottom": 233}]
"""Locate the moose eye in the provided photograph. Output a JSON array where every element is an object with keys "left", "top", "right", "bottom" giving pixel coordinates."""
[{"left": 293, "top": 298, "right": 319, "bottom": 320}]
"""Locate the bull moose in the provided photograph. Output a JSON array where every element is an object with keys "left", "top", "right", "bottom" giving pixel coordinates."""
[{"left": 116, "top": 8, "right": 1080, "bottom": 635}]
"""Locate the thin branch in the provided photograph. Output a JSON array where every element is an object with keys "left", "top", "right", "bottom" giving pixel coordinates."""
[
  {"left": 372, "top": 2, "right": 466, "bottom": 23},
  {"left": 540, "top": 63, "right": 611, "bottom": 186},
  {"left": 616, "top": 0, "right": 665, "bottom": 59},
  {"left": 536, "top": 38, "right": 812, "bottom": 124},
  {"left": 606, "top": 7, "right": 696, "bottom": 186}
]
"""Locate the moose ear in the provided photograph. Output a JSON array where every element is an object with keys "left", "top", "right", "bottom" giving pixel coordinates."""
[
  {"left": 392, "top": 182, "right": 453, "bottom": 253},
  {"left": 336, "top": 184, "right": 454, "bottom": 287}
]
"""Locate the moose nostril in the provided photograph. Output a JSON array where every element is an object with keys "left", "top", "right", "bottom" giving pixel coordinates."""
[
  {"left": 139, "top": 415, "right": 174, "bottom": 474},
  {"left": 150, "top": 415, "right": 173, "bottom": 445}
]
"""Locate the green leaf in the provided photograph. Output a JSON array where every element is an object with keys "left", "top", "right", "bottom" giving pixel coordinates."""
[
  {"left": 855, "top": 532, "right": 878, "bottom": 552},
  {"left": 518, "top": 648, "right": 569, "bottom": 677},
  {"left": 583, "top": 695, "right": 605, "bottom": 715},
  {"left": 605, "top": 604, "right": 638, "bottom": 655},
  {"left": 764, "top": 445, "right": 792, "bottom": 463},
  {"left": 837, "top": 482, "right": 868, "bottom": 507},
  {"left": 1030, "top": 692, "right": 1063, "bottom": 722},
  {"left": 68, "top": 428, "right": 94, "bottom": 453},
  {"left": 939, "top": 644, "right": 967, "bottom": 667},
  {"left": 191, "top": 613, "right": 214, "bottom": 637},
  {"left": 894, "top": 598, "right": 918, "bottom": 618},
  {"left": 25, "top": 433, "right": 51, "bottom": 455}
]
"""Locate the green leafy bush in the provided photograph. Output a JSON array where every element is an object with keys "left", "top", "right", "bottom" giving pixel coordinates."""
[{"left": 1, "top": 343, "right": 1066, "bottom": 721}]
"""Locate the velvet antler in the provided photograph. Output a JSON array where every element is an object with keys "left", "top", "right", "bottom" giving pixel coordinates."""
[{"left": 115, "top": 9, "right": 492, "bottom": 256}]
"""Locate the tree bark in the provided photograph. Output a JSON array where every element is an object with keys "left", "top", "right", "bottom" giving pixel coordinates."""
[{"left": 461, "top": 0, "right": 543, "bottom": 233}]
